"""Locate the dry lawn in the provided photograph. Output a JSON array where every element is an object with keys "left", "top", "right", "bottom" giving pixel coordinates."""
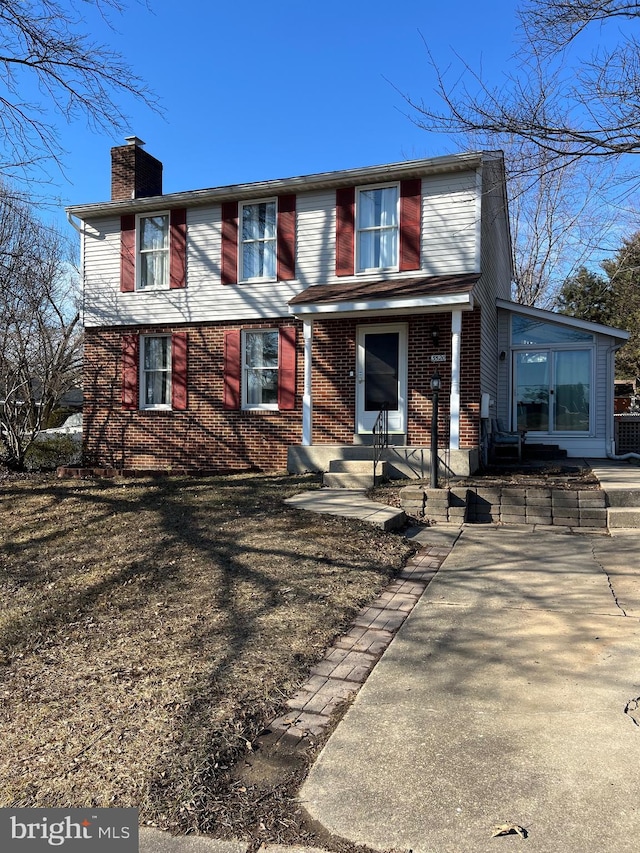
[{"left": 0, "top": 472, "right": 412, "bottom": 839}]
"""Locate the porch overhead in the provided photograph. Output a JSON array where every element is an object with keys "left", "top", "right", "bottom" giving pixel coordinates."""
[{"left": 288, "top": 273, "right": 480, "bottom": 318}]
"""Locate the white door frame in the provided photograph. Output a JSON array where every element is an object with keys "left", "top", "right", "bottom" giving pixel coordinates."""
[{"left": 356, "top": 323, "right": 408, "bottom": 435}]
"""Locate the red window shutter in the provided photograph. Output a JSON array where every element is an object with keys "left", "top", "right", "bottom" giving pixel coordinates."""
[
  {"left": 120, "top": 215, "right": 136, "bottom": 292},
  {"left": 170, "top": 208, "right": 187, "bottom": 289},
  {"left": 221, "top": 201, "right": 238, "bottom": 285},
  {"left": 122, "top": 334, "right": 139, "bottom": 410},
  {"left": 223, "top": 329, "right": 241, "bottom": 409},
  {"left": 335, "top": 187, "right": 355, "bottom": 276},
  {"left": 400, "top": 179, "right": 422, "bottom": 271},
  {"left": 171, "top": 332, "right": 188, "bottom": 410},
  {"left": 277, "top": 195, "right": 296, "bottom": 281},
  {"left": 278, "top": 326, "right": 297, "bottom": 410}
]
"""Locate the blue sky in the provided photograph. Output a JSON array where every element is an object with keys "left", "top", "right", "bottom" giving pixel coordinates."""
[{"left": 56, "top": 0, "right": 520, "bottom": 214}]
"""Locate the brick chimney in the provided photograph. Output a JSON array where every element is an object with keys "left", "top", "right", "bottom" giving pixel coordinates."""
[{"left": 111, "top": 136, "right": 163, "bottom": 201}]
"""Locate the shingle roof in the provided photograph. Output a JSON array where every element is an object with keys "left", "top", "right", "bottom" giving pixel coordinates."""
[{"left": 288, "top": 273, "right": 481, "bottom": 306}]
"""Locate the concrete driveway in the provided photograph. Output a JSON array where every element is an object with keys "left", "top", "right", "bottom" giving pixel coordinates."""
[{"left": 300, "top": 525, "right": 640, "bottom": 853}]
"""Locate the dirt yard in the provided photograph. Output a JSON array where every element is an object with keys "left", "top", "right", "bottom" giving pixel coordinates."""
[{"left": 0, "top": 472, "right": 413, "bottom": 845}]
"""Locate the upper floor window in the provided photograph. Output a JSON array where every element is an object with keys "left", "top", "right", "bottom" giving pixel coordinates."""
[
  {"left": 141, "top": 335, "right": 171, "bottom": 408},
  {"left": 138, "top": 213, "right": 169, "bottom": 290},
  {"left": 121, "top": 209, "right": 186, "bottom": 293},
  {"left": 356, "top": 185, "right": 399, "bottom": 272},
  {"left": 240, "top": 200, "right": 277, "bottom": 281}
]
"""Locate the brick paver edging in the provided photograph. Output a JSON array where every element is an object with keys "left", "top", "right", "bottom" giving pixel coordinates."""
[{"left": 265, "top": 543, "right": 450, "bottom": 746}]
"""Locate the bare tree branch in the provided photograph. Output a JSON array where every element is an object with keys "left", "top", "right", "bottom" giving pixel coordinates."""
[
  {"left": 408, "top": 4, "right": 640, "bottom": 161},
  {"left": 0, "top": 0, "right": 160, "bottom": 186},
  {"left": 0, "top": 182, "right": 83, "bottom": 469}
]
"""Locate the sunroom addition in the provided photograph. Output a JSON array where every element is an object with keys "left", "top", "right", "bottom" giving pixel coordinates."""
[{"left": 512, "top": 315, "right": 593, "bottom": 435}]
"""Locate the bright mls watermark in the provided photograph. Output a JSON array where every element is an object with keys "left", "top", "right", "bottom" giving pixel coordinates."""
[{"left": 0, "top": 809, "right": 138, "bottom": 851}]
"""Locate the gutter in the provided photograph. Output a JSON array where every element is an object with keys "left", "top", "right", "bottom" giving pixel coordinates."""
[{"left": 66, "top": 151, "right": 486, "bottom": 220}]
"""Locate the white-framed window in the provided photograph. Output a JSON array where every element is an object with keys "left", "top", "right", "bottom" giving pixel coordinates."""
[
  {"left": 356, "top": 184, "right": 399, "bottom": 272},
  {"left": 240, "top": 199, "right": 277, "bottom": 281},
  {"left": 511, "top": 315, "right": 594, "bottom": 433},
  {"left": 141, "top": 335, "right": 171, "bottom": 409},
  {"left": 242, "top": 329, "right": 279, "bottom": 409},
  {"left": 138, "top": 213, "right": 169, "bottom": 289}
]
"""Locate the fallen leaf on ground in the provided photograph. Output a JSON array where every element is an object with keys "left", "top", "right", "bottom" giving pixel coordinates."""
[{"left": 492, "top": 823, "right": 528, "bottom": 839}]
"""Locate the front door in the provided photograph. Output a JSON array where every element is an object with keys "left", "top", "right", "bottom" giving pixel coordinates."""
[{"left": 356, "top": 324, "right": 407, "bottom": 435}]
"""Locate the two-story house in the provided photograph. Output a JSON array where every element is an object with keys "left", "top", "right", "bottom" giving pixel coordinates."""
[{"left": 67, "top": 138, "right": 628, "bottom": 477}]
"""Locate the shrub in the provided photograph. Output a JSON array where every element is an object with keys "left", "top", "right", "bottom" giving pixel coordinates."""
[{"left": 24, "top": 436, "right": 81, "bottom": 471}]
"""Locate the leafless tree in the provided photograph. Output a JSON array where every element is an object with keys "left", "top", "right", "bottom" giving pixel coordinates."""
[
  {"left": 0, "top": 0, "right": 158, "bottom": 185},
  {"left": 400, "top": 1, "right": 640, "bottom": 306},
  {"left": 505, "top": 138, "right": 620, "bottom": 306},
  {"left": 0, "top": 185, "right": 82, "bottom": 469},
  {"left": 408, "top": 2, "right": 640, "bottom": 164}
]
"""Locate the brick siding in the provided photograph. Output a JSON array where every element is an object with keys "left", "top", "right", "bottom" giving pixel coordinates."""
[
  {"left": 84, "top": 309, "right": 483, "bottom": 473},
  {"left": 311, "top": 310, "right": 482, "bottom": 449},
  {"left": 83, "top": 320, "right": 303, "bottom": 472}
]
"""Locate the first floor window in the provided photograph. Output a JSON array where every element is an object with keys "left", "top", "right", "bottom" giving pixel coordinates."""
[
  {"left": 243, "top": 330, "right": 278, "bottom": 408},
  {"left": 357, "top": 184, "right": 399, "bottom": 272},
  {"left": 241, "top": 200, "right": 276, "bottom": 280},
  {"left": 142, "top": 336, "right": 171, "bottom": 408},
  {"left": 139, "top": 214, "right": 169, "bottom": 289}
]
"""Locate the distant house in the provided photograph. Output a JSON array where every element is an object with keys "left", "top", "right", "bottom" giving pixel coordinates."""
[{"left": 66, "top": 138, "right": 629, "bottom": 476}]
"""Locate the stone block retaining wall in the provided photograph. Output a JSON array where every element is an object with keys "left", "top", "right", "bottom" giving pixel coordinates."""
[{"left": 400, "top": 486, "right": 607, "bottom": 528}]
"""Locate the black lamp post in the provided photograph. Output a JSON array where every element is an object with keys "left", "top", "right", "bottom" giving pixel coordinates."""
[{"left": 430, "top": 370, "right": 441, "bottom": 489}]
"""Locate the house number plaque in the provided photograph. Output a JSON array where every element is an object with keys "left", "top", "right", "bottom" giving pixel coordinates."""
[{"left": 430, "top": 354, "right": 446, "bottom": 362}]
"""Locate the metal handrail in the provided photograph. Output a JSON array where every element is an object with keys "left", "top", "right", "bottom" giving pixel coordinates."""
[{"left": 372, "top": 403, "right": 389, "bottom": 481}]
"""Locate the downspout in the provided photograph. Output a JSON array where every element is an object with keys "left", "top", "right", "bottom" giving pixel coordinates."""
[
  {"left": 606, "top": 342, "right": 640, "bottom": 461},
  {"left": 66, "top": 210, "right": 86, "bottom": 328},
  {"left": 66, "top": 211, "right": 83, "bottom": 233}
]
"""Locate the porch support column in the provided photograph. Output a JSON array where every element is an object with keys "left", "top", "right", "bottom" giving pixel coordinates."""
[
  {"left": 302, "top": 318, "right": 313, "bottom": 446},
  {"left": 449, "top": 310, "right": 462, "bottom": 450}
]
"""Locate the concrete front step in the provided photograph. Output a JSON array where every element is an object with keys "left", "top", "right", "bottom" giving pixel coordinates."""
[
  {"left": 323, "top": 459, "right": 387, "bottom": 489},
  {"left": 523, "top": 443, "right": 568, "bottom": 460},
  {"left": 328, "top": 459, "right": 388, "bottom": 475},
  {"left": 323, "top": 472, "right": 384, "bottom": 489},
  {"left": 607, "top": 507, "right": 640, "bottom": 528},
  {"left": 604, "top": 489, "right": 640, "bottom": 507},
  {"left": 288, "top": 444, "right": 478, "bottom": 479}
]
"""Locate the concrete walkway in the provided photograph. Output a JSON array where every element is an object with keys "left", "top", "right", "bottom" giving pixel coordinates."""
[
  {"left": 300, "top": 523, "right": 640, "bottom": 853},
  {"left": 284, "top": 489, "right": 406, "bottom": 531},
  {"left": 143, "top": 460, "right": 640, "bottom": 852}
]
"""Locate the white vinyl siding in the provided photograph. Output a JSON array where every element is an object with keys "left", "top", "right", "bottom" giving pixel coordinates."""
[
  {"left": 80, "top": 171, "right": 483, "bottom": 328},
  {"left": 476, "top": 157, "right": 513, "bottom": 404},
  {"left": 421, "top": 171, "right": 479, "bottom": 276}
]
